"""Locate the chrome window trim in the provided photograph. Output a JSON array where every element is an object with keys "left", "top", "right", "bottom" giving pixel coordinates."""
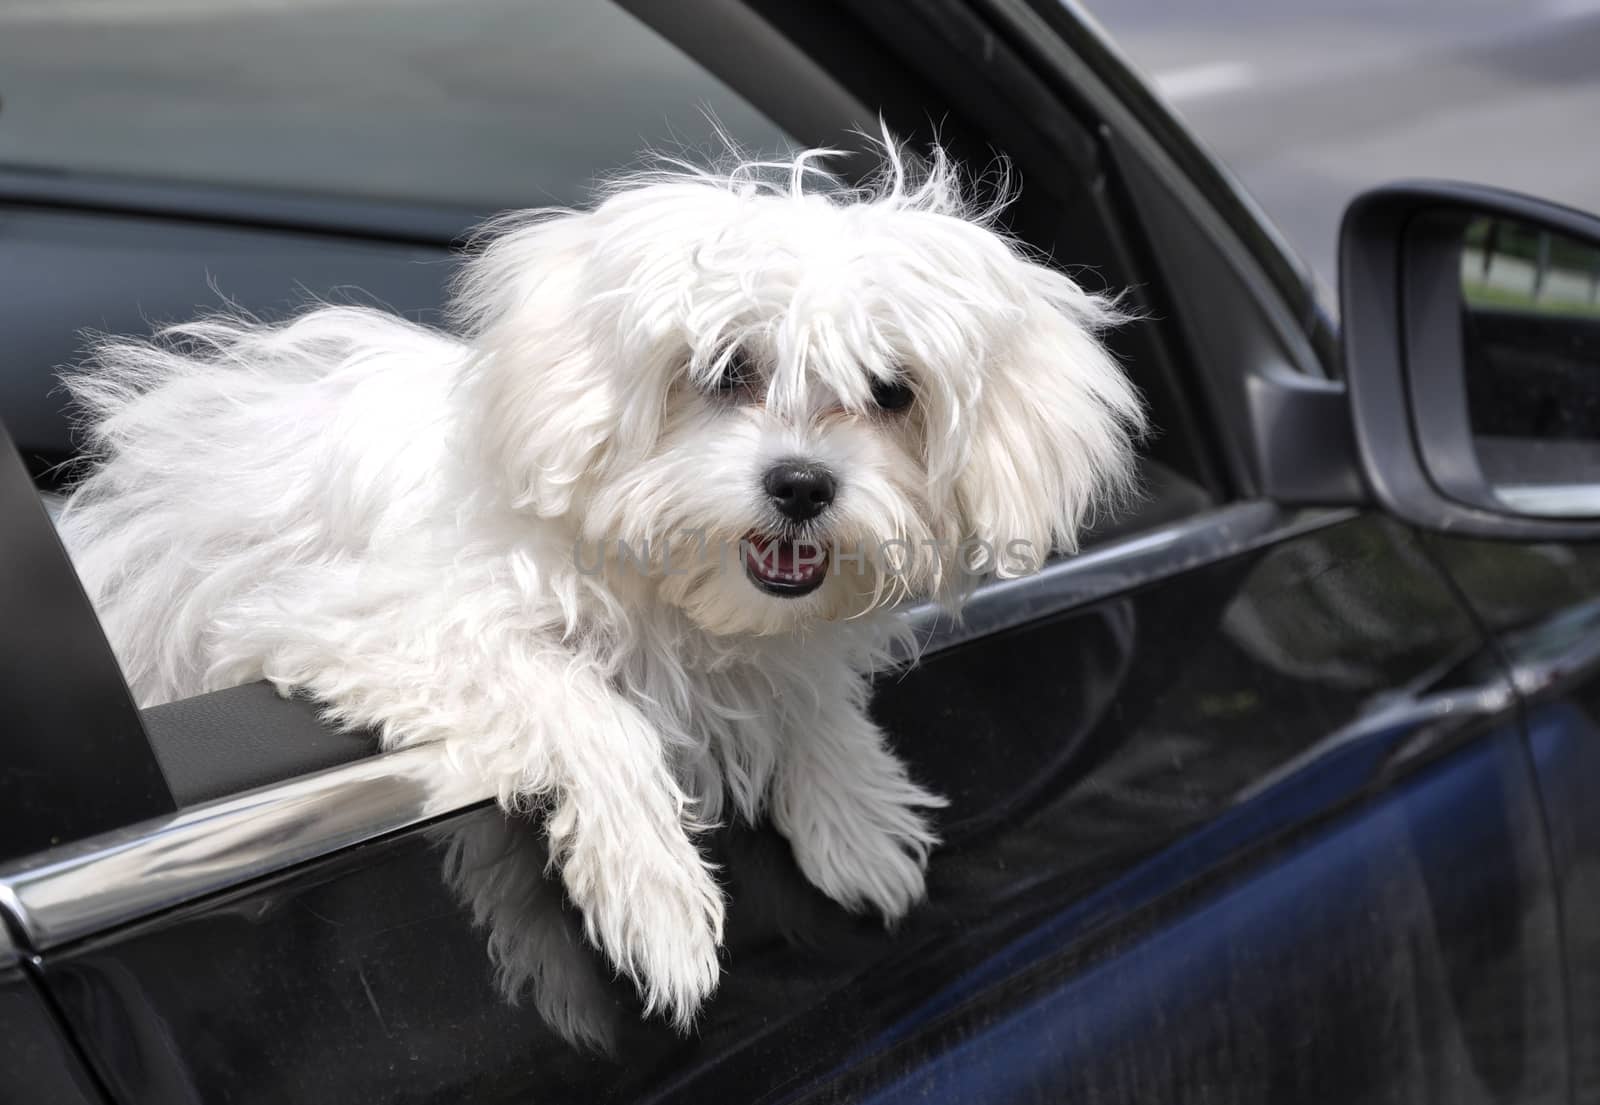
[
  {"left": 0, "top": 744, "right": 453, "bottom": 953},
  {"left": 902, "top": 501, "right": 1351, "bottom": 655},
  {"left": 0, "top": 501, "right": 1351, "bottom": 954}
]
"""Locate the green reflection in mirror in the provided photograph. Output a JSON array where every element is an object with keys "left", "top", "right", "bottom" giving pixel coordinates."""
[
  {"left": 1458, "top": 213, "right": 1600, "bottom": 517},
  {"left": 1462, "top": 215, "right": 1600, "bottom": 320}
]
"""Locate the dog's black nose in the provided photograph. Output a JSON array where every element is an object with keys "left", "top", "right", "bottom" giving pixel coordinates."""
[{"left": 763, "top": 461, "right": 836, "bottom": 522}]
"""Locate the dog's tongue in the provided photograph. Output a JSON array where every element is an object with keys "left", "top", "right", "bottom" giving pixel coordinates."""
[{"left": 746, "top": 535, "right": 824, "bottom": 583}]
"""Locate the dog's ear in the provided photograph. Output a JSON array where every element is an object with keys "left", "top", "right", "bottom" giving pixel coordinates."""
[
  {"left": 454, "top": 211, "right": 623, "bottom": 517},
  {"left": 954, "top": 269, "right": 1144, "bottom": 577}
]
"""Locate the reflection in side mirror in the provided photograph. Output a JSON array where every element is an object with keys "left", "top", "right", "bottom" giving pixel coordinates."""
[
  {"left": 1461, "top": 217, "right": 1600, "bottom": 516},
  {"left": 1339, "top": 182, "right": 1600, "bottom": 540}
]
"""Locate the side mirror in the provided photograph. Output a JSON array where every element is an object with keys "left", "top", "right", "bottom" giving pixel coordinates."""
[{"left": 1341, "top": 182, "right": 1600, "bottom": 539}]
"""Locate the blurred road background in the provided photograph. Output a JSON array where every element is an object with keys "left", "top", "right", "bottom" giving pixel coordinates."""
[
  {"left": 1089, "top": 0, "right": 1600, "bottom": 303},
  {"left": 0, "top": 0, "right": 786, "bottom": 212},
  {"left": 2, "top": 0, "right": 1597, "bottom": 308}
]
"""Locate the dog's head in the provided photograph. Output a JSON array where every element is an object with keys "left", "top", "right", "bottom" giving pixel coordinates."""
[{"left": 456, "top": 144, "right": 1144, "bottom": 636}]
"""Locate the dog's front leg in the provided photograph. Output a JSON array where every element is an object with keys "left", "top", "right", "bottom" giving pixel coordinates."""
[
  {"left": 771, "top": 694, "right": 946, "bottom": 925},
  {"left": 287, "top": 647, "right": 723, "bottom": 1028},
  {"left": 534, "top": 688, "right": 725, "bottom": 1029}
]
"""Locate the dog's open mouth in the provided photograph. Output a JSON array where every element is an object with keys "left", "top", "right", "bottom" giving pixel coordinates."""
[{"left": 743, "top": 533, "right": 829, "bottom": 598}]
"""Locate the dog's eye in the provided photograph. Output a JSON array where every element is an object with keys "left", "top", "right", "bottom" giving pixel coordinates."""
[
  {"left": 711, "top": 348, "right": 759, "bottom": 395},
  {"left": 870, "top": 373, "right": 915, "bottom": 413}
]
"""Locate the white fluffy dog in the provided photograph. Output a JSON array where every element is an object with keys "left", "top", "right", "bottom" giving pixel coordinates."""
[{"left": 58, "top": 143, "right": 1143, "bottom": 1027}]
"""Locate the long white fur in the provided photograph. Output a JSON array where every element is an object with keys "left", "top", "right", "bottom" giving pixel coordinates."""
[{"left": 58, "top": 140, "right": 1144, "bottom": 1028}]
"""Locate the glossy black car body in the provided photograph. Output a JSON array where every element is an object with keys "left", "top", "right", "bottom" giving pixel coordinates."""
[{"left": 2, "top": 2, "right": 1598, "bottom": 1103}]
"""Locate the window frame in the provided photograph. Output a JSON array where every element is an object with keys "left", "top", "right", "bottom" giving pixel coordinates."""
[
  {"left": 0, "top": 498, "right": 1352, "bottom": 959},
  {"left": 0, "top": 419, "right": 174, "bottom": 862},
  {"left": 0, "top": 0, "right": 1336, "bottom": 943}
]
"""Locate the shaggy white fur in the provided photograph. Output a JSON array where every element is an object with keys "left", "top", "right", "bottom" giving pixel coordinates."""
[{"left": 58, "top": 141, "right": 1144, "bottom": 1027}]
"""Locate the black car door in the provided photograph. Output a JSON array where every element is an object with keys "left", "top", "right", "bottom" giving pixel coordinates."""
[
  {"left": 0, "top": 2, "right": 1568, "bottom": 1104},
  {"left": 1425, "top": 534, "right": 1600, "bottom": 1105},
  {"left": 1407, "top": 250, "right": 1600, "bottom": 1102},
  {"left": 0, "top": 926, "right": 103, "bottom": 1105},
  {"left": 1336, "top": 184, "right": 1600, "bottom": 1105},
  {"left": 2, "top": 510, "right": 1557, "bottom": 1105}
]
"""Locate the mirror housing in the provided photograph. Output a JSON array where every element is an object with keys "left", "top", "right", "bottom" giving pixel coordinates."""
[{"left": 1340, "top": 181, "right": 1600, "bottom": 540}]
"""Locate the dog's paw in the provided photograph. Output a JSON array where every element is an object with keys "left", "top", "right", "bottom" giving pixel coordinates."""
[
  {"left": 621, "top": 860, "right": 724, "bottom": 1029},
  {"left": 787, "top": 781, "right": 947, "bottom": 925},
  {"left": 567, "top": 831, "right": 725, "bottom": 1030}
]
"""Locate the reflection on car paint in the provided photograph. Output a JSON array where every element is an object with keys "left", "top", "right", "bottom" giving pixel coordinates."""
[
  {"left": 1426, "top": 535, "right": 1600, "bottom": 1105},
  {"left": 37, "top": 517, "right": 1563, "bottom": 1104}
]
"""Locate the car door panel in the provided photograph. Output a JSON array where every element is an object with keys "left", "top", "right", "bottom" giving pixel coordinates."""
[
  {"left": 1426, "top": 535, "right": 1600, "bottom": 1104},
  {"left": 23, "top": 513, "right": 1560, "bottom": 1105},
  {"left": 839, "top": 725, "right": 1559, "bottom": 1105},
  {"left": 0, "top": 955, "right": 104, "bottom": 1105},
  {"left": 1526, "top": 698, "right": 1600, "bottom": 1105}
]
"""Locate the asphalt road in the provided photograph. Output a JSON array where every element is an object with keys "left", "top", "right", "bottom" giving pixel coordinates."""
[{"left": 1089, "top": 0, "right": 1600, "bottom": 303}]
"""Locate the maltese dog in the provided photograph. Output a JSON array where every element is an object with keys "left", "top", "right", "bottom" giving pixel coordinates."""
[{"left": 58, "top": 141, "right": 1143, "bottom": 1027}]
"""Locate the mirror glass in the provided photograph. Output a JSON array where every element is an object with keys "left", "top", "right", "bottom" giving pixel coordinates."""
[{"left": 1460, "top": 216, "right": 1600, "bottom": 516}]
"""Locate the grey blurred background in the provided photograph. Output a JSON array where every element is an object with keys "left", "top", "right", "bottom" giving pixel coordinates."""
[
  {"left": 2, "top": 0, "right": 1597, "bottom": 308},
  {"left": 0, "top": 0, "right": 788, "bottom": 211},
  {"left": 1088, "top": 0, "right": 1600, "bottom": 303}
]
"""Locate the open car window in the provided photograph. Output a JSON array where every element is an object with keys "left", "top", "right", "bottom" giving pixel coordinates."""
[{"left": 3, "top": 0, "right": 1230, "bottom": 817}]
